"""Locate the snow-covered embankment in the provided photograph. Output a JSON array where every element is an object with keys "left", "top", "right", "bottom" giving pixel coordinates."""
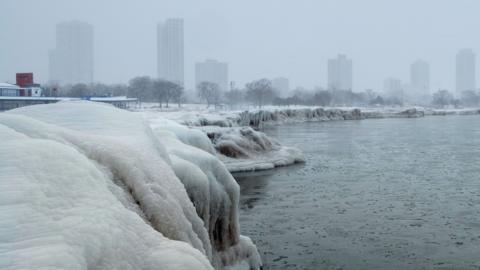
[
  {"left": 145, "top": 114, "right": 305, "bottom": 173},
  {"left": 0, "top": 102, "right": 261, "bottom": 270}
]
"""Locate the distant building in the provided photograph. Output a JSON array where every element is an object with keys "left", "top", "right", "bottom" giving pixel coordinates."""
[
  {"left": 410, "top": 59, "right": 430, "bottom": 97},
  {"left": 16, "top": 73, "right": 34, "bottom": 87},
  {"left": 157, "top": 18, "right": 184, "bottom": 86},
  {"left": 49, "top": 21, "right": 94, "bottom": 85},
  {"left": 383, "top": 77, "right": 404, "bottom": 101},
  {"left": 0, "top": 73, "right": 42, "bottom": 97},
  {"left": 0, "top": 83, "right": 22, "bottom": 97},
  {"left": 195, "top": 59, "right": 228, "bottom": 92},
  {"left": 328, "top": 54, "right": 353, "bottom": 91},
  {"left": 456, "top": 49, "right": 476, "bottom": 95},
  {"left": 272, "top": 77, "right": 290, "bottom": 97}
]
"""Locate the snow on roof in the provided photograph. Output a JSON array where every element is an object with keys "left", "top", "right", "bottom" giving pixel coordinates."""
[
  {"left": 0, "top": 96, "right": 74, "bottom": 101},
  {"left": 0, "top": 83, "right": 20, "bottom": 89},
  {"left": 89, "top": 96, "right": 137, "bottom": 102}
]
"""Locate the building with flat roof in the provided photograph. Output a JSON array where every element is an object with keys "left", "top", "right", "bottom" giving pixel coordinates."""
[
  {"left": 49, "top": 21, "right": 94, "bottom": 85},
  {"left": 410, "top": 59, "right": 430, "bottom": 98},
  {"left": 456, "top": 49, "right": 476, "bottom": 95},
  {"left": 157, "top": 18, "right": 184, "bottom": 86},
  {"left": 272, "top": 77, "right": 290, "bottom": 98},
  {"left": 328, "top": 54, "right": 353, "bottom": 91},
  {"left": 195, "top": 59, "right": 228, "bottom": 92}
]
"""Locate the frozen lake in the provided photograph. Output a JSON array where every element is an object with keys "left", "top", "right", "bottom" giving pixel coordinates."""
[{"left": 235, "top": 115, "right": 480, "bottom": 270}]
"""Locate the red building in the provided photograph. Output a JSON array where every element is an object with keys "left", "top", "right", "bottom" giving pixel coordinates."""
[{"left": 16, "top": 73, "right": 34, "bottom": 87}]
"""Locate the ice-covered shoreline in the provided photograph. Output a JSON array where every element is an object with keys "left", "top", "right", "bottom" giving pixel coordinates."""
[
  {"left": 141, "top": 105, "right": 479, "bottom": 173},
  {"left": 140, "top": 105, "right": 480, "bottom": 129},
  {"left": 1, "top": 101, "right": 261, "bottom": 270},
  {"left": 142, "top": 111, "right": 306, "bottom": 173}
]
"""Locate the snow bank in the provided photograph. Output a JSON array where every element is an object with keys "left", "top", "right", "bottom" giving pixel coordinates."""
[
  {"left": 0, "top": 101, "right": 261, "bottom": 269},
  {"left": 142, "top": 110, "right": 307, "bottom": 172}
]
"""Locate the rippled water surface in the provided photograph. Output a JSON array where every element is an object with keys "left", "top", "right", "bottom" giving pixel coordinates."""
[{"left": 235, "top": 116, "right": 480, "bottom": 270}]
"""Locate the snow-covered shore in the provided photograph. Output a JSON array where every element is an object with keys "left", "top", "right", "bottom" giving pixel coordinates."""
[
  {"left": 140, "top": 105, "right": 479, "bottom": 173},
  {"left": 140, "top": 104, "right": 480, "bottom": 129},
  {"left": 143, "top": 111, "right": 305, "bottom": 173},
  {"left": 0, "top": 101, "right": 261, "bottom": 270}
]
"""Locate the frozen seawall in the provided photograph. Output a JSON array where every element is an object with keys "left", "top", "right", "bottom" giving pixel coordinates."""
[{"left": 0, "top": 101, "right": 261, "bottom": 270}]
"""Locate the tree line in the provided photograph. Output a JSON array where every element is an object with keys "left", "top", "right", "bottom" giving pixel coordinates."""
[{"left": 43, "top": 77, "right": 480, "bottom": 109}]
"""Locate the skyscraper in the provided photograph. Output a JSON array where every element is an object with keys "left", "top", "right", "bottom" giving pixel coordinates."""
[
  {"left": 327, "top": 54, "right": 353, "bottom": 91},
  {"left": 456, "top": 49, "right": 476, "bottom": 95},
  {"left": 195, "top": 59, "right": 228, "bottom": 92},
  {"left": 272, "top": 77, "right": 290, "bottom": 97},
  {"left": 49, "top": 21, "right": 94, "bottom": 84},
  {"left": 410, "top": 59, "right": 430, "bottom": 97},
  {"left": 383, "top": 77, "right": 404, "bottom": 102},
  {"left": 157, "top": 18, "right": 184, "bottom": 86}
]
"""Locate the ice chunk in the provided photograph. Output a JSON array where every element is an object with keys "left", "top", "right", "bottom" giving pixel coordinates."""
[{"left": 202, "top": 126, "right": 305, "bottom": 172}]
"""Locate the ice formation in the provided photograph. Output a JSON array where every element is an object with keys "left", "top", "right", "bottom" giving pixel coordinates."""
[
  {"left": 0, "top": 101, "right": 261, "bottom": 270},
  {"left": 201, "top": 126, "right": 304, "bottom": 172},
  {"left": 149, "top": 107, "right": 431, "bottom": 129}
]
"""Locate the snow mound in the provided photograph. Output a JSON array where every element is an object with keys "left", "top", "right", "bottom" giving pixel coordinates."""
[
  {"left": 0, "top": 101, "right": 261, "bottom": 269},
  {"left": 202, "top": 126, "right": 305, "bottom": 172}
]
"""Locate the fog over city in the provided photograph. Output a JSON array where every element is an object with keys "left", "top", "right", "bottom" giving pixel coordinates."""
[
  {"left": 1, "top": 0, "right": 479, "bottom": 92},
  {"left": 4, "top": 1, "right": 480, "bottom": 270}
]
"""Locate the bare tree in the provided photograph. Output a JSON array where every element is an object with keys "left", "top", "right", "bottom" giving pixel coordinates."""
[
  {"left": 171, "top": 84, "right": 185, "bottom": 107},
  {"left": 460, "top": 90, "right": 480, "bottom": 107},
  {"left": 68, "top": 83, "right": 90, "bottom": 97},
  {"left": 245, "top": 78, "right": 275, "bottom": 108},
  {"left": 197, "top": 81, "right": 221, "bottom": 108},
  {"left": 432, "top": 90, "right": 454, "bottom": 108},
  {"left": 128, "top": 76, "right": 152, "bottom": 106},
  {"left": 224, "top": 88, "right": 243, "bottom": 110},
  {"left": 152, "top": 79, "right": 183, "bottom": 108},
  {"left": 313, "top": 90, "right": 333, "bottom": 106}
]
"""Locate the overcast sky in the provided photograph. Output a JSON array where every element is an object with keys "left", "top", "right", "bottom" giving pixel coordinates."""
[{"left": 1, "top": 0, "right": 479, "bottom": 91}]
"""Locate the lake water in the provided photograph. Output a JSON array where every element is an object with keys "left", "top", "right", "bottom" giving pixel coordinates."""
[{"left": 235, "top": 116, "right": 480, "bottom": 270}]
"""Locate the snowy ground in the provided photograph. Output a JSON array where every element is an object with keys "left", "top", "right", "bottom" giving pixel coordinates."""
[{"left": 1, "top": 101, "right": 261, "bottom": 270}]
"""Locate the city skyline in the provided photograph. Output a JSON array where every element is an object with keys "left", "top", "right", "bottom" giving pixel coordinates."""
[
  {"left": 14, "top": 19, "right": 480, "bottom": 96},
  {"left": 1, "top": 0, "right": 480, "bottom": 92}
]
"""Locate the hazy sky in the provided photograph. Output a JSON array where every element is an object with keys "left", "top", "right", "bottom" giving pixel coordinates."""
[{"left": 1, "top": 0, "right": 479, "bottom": 91}]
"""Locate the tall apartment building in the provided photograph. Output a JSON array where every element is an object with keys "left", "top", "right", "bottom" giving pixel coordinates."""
[
  {"left": 157, "top": 18, "right": 184, "bottom": 86},
  {"left": 456, "top": 49, "right": 476, "bottom": 95},
  {"left": 410, "top": 59, "right": 430, "bottom": 97},
  {"left": 49, "top": 21, "right": 94, "bottom": 84},
  {"left": 272, "top": 77, "right": 290, "bottom": 97},
  {"left": 327, "top": 54, "right": 353, "bottom": 91},
  {"left": 195, "top": 59, "right": 228, "bottom": 92}
]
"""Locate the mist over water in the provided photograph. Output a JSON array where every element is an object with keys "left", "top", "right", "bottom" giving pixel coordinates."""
[{"left": 237, "top": 116, "right": 480, "bottom": 269}]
